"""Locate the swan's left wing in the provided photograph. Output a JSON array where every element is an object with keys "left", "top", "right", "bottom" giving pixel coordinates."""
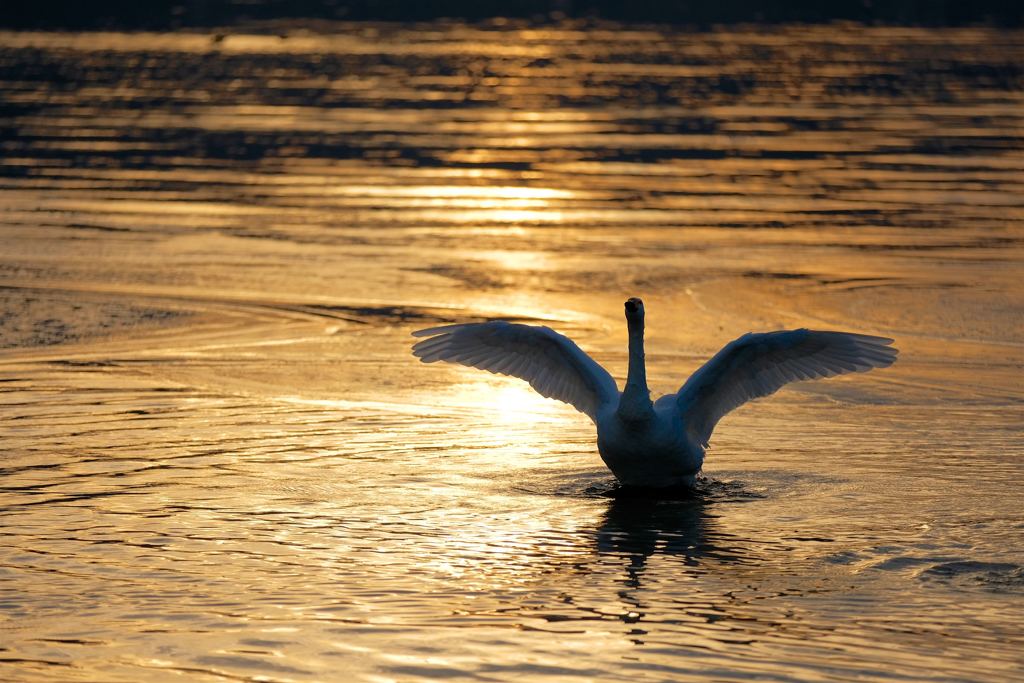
[
  {"left": 675, "top": 329, "right": 898, "bottom": 447},
  {"left": 412, "top": 322, "right": 619, "bottom": 421}
]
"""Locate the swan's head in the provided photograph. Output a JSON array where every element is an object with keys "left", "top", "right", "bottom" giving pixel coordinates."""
[{"left": 624, "top": 297, "right": 645, "bottom": 323}]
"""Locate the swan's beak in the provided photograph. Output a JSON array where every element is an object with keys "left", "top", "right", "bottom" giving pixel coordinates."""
[{"left": 624, "top": 297, "right": 643, "bottom": 313}]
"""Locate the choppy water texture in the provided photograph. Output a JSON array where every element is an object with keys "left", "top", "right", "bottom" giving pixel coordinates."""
[{"left": 1, "top": 22, "right": 1023, "bottom": 682}]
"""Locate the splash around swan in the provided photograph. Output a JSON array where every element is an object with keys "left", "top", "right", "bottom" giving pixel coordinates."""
[{"left": 412, "top": 298, "right": 898, "bottom": 487}]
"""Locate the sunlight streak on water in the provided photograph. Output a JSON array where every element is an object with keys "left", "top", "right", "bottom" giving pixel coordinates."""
[{"left": 0, "top": 20, "right": 1023, "bottom": 683}]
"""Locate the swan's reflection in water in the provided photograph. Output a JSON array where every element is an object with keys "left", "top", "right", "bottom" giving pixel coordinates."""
[
  {"left": 571, "top": 483, "right": 807, "bottom": 656},
  {"left": 593, "top": 485, "right": 747, "bottom": 590}
]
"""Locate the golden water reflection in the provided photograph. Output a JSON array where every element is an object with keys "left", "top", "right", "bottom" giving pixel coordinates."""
[{"left": 1, "top": 20, "right": 1023, "bottom": 683}]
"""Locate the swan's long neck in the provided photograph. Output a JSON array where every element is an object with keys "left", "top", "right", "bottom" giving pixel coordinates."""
[{"left": 618, "top": 314, "right": 654, "bottom": 423}]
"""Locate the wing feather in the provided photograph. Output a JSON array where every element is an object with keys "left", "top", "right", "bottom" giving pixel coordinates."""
[
  {"left": 676, "top": 329, "right": 897, "bottom": 447},
  {"left": 411, "top": 321, "right": 619, "bottom": 420}
]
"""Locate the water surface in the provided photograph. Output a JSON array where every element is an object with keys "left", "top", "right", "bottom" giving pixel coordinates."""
[{"left": 1, "top": 22, "right": 1023, "bottom": 682}]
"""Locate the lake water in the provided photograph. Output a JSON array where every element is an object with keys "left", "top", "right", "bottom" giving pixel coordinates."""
[{"left": 1, "top": 22, "right": 1023, "bottom": 682}]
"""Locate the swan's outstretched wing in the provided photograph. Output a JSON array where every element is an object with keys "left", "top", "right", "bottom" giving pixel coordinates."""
[
  {"left": 412, "top": 322, "right": 619, "bottom": 420},
  {"left": 675, "top": 329, "right": 897, "bottom": 447}
]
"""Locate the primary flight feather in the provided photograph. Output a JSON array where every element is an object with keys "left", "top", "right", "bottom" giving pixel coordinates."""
[{"left": 412, "top": 298, "right": 897, "bottom": 487}]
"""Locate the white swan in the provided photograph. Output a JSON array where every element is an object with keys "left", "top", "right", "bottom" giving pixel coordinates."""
[{"left": 412, "top": 298, "right": 897, "bottom": 487}]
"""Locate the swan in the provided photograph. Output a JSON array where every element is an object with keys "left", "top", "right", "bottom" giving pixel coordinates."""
[{"left": 411, "top": 298, "right": 897, "bottom": 487}]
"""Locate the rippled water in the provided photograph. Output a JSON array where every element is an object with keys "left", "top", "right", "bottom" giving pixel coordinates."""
[{"left": 2, "top": 22, "right": 1023, "bottom": 682}]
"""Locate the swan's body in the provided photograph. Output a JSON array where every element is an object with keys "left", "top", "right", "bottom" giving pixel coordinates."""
[{"left": 412, "top": 298, "right": 897, "bottom": 487}]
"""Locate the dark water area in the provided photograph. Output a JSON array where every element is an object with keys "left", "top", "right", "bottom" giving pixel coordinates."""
[
  {"left": 1, "top": 19, "right": 1023, "bottom": 683},
  {"left": 4, "top": 0, "right": 1024, "bottom": 29}
]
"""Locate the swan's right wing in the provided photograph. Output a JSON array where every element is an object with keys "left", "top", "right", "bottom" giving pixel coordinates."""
[
  {"left": 412, "top": 322, "right": 619, "bottom": 421},
  {"left": 675, "top": 329, "right": 898, "bottom": 447}
]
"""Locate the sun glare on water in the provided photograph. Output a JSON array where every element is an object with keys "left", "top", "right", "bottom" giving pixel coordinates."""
[{"left": 450, "top": 376, "right": 576, "bottom": 427}]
